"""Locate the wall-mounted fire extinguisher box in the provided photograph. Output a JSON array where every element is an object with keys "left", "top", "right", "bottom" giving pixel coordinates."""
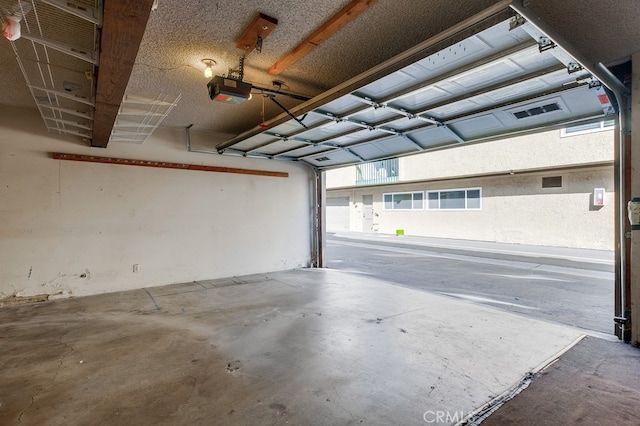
[{"left": 628, "top": 198, "right": 640, "bottom": 230}]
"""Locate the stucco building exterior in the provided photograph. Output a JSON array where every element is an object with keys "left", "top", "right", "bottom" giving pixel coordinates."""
[{"left": 326, "top": 121, "right": 614, "bottom": 250}]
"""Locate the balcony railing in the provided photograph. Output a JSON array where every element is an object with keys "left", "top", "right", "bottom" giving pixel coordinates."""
[{"left": 356, "top": 158, "right": 399, "bottom": 185}]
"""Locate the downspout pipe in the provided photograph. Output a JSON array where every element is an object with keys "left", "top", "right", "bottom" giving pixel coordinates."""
[
  {"left": 510, "top": 0, "right": 630, "bottom": 335},
  {"left": 185, "top": 124, "right": 193, "bottom": 151}
]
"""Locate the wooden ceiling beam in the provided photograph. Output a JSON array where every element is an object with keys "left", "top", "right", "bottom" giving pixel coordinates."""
[
  {"left": 235, "top": 13, "right": 278, "bottom": 53},
  {"left": 268, "top": 0, "right": 377, "bottom": 76},
  {"left": 92, "top": 0, "right": 156, "bottom": 148}
]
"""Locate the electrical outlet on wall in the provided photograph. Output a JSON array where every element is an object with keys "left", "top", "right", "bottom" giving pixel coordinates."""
[{"left": 133, "top": 264, "right": 139, "bottom": 273}]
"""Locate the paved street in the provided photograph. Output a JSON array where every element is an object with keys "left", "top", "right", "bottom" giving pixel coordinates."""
[{"left": 327, "top": 232, "right": 615, "bottom": 335}]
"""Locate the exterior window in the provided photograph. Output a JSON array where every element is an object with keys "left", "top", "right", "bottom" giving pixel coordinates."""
[
  {"left": 467, "top": 189, "right": 481, "bottom": 209},
  {"left": 440, "top": 190, "right": 465, "bottom": 209},
  {"left": 561, "top": 119, "right": 615, "bottom": 137},
  {"left": 383, "top": 192, "right": 423, "bottom": 210},
  {"left": 427, "top": 188, "right": 482, "bottom": 210}
]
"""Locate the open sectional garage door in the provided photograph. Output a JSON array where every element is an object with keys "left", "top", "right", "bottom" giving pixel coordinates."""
[{"left": 214, "top": 5, "right": 622, "bottom": 171}]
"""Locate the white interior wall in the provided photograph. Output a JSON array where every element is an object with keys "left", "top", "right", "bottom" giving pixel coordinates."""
[
  {"left": 328, "top": 167, "right": 614, "bottom": 249},
  {"left": 0, "top": 107, "right": 312, "bottom": 301}
]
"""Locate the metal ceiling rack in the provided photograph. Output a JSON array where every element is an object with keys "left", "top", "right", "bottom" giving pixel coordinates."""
[
  {"left": 109, "top": 93, "right": 182, "bottom": 144},
  {"left": 7, "top": 0, "right": 178, "bottom": 145},
  {"left": 6, "top": 0, "right": 102, "bottom": 140}
]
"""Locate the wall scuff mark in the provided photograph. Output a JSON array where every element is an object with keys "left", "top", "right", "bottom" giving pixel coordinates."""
[{"left": 0, "top": 293, "right": 54, "bottom": 307}]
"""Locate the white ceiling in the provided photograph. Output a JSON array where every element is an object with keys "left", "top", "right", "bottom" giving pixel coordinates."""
[{"left": 1, "top": 0, "right": 638, "bottom": 168}]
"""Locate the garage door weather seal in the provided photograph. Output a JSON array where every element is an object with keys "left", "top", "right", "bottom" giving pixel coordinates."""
[{"left": 458, "top": 334, "right": 586, "bottom": 425}]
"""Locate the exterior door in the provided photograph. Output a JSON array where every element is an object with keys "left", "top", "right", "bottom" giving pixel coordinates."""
[{"left": 362, "top": 195, "right": 373, "bottom": 232}]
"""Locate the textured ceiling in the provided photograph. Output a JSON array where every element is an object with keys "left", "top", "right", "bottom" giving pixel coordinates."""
[
  {"left": 1, "top": 0, "right": 639, "bottom": 150},
  {"left": 127, "top": 0, "right": 505, "bottom": 137}
]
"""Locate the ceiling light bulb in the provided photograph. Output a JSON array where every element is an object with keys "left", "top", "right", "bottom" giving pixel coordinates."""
[{"left": 202, "top": 59, "right": 216, "bottom": 79}]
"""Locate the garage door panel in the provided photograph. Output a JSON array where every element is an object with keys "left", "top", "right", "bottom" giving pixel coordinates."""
[
  {"left": 326, "top": 197, "right": 350, "bottom": 232},
  {"left": 218, "top": 11, "right": 617, "bottom": 169}
]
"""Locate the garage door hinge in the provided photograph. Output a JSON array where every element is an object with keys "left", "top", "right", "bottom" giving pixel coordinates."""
[
  {"left": 567, "top": 62, "right": 583, "bottom": 74},
  {"left": 538, "top": 36, "right": 556, "bottom": 53}
]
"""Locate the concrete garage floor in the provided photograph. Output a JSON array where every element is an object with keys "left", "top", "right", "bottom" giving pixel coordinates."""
[{"left": 1, "top": 269, "right": 586, "bottom": 425}]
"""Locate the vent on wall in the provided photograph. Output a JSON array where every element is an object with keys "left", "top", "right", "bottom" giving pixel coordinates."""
[
  {"left": 542, "top": 176, "right": 562, "bottom": 188},
  {"left": 513, "top": 102, "right": 561, "bottom": 119}
]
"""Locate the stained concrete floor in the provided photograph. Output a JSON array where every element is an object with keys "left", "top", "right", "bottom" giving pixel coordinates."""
[{"left": 1, "top": 269, "right": 586, "bottom": 425}]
